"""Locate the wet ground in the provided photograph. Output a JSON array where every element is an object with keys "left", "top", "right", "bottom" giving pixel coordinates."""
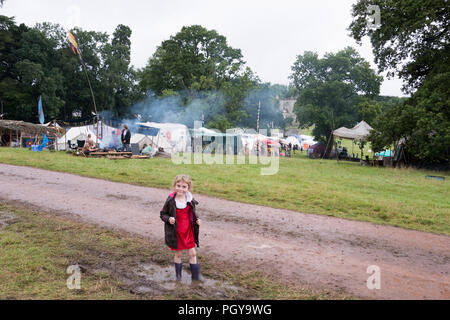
[
  {"left": 0, "top": 210, "right": 16, "bottom": 232},
  {"left": 86, "top": 260, "right": 246, "bottom": 299},
  {"left": 0, "top": 163, "right": 449, "bottom": 299}
]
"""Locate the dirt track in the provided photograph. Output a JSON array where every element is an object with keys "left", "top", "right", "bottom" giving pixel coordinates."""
[{"left": 0, "top": 163, "right": 448, "bottom": 299}]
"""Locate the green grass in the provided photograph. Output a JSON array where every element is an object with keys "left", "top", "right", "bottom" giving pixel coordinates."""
[
  {"left": 0, "top": 202, "right": 347, "bottom": 299},
  {"left": 0, "top": 148, "right": 449, "bottom": 235}
]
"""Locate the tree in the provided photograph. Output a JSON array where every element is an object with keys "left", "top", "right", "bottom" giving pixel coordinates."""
[
  {"left": 350, "top": 0, "right": 449, "bottom": 163},
  {"left": 0, "top": 17, "right": 65, "bottom": 122},
  {"left": 290, "top": 47, "right": 382, "bottom": 144},
  {"left": 349, "top": 0, "right": 449, "bottom": 93},
  {"left": 356, "top": 96, "right": 382, "bottom": 124},
  {"left": 0, "top": 16, "right": 32, "bottom": 120},
  {"left": 102, "top": 24, "right": 140, "bottom": 118},
  {"left": 140, "top": 25, "right": 245, "bottom": 95},
  {"left": 137, "top": 25, "right": 262, "bottom": 130}
]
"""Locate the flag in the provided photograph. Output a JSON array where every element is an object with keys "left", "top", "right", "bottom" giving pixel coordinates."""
[
  {"left": 67, "top": 31, "right": 85, "bottom": 66},
  {"left": 38, "top": 96, "right": 44, "bottom": 124},
  {"left": 42, "top": 134, "right": 49, "bottom": 147},
  {"left": 68, "top": 31, "right": 80, "bottom": 55}
]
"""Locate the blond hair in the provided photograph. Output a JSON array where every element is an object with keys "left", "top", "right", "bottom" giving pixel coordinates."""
[{"left": 172, "top": 174, "right": 193, "bottom": 191}]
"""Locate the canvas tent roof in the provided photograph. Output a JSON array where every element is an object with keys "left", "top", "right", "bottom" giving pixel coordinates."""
[
  {"left": 285, "top": 136, "right": 301, "bottom": 147},
  {"left": 0, "top": 120, "right": 62, "bottom": 136},
  {"left": 137, "top": 122, "right": 190, "bottom": 153},
  {"left": 131, "top": 133, "right": 169, "bottom": 151},
  {"left": 56, "top": 125, "right": 101, "bottom": 150},
  {"left": 333, "top": 121, "right": 373, "bottom": 141}
]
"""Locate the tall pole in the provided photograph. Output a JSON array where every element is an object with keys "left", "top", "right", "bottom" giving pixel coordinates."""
[
  {"left": 81, "top": 65, "right": 99, "bottom": 145},
  {"left": 257, "top": 101, "right": 261, "bottom": 132},
  {"left": 257, "top": 101, "right": 261, "bottom": 157}
]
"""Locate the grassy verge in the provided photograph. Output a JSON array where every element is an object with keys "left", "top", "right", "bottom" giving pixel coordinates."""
[
  {"left": 0, "top": 202, "right": 347, "bottom": 299},
  {"left": 0, "top": 148, "right": 449, "bottom": 235}
]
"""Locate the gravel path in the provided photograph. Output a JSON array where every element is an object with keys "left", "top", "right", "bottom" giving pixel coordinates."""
[{"left": 0, "top": 163, "right": 448, "bottom": 299}]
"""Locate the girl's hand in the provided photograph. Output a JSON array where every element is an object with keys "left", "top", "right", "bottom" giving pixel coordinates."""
[
  {"left": 169, "top": 217, "right": 175, "bottom": 224},
  {"left": 196, "top": 218, "right": 201, "bottom": 226}
]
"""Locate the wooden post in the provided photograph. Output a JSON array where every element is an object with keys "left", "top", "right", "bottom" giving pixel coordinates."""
[
  {"left": 256, "top": 101, "right": 261, "bottom": 157},
  {"left": 257, "top": 101, "right": 261, "bottom": 132}
]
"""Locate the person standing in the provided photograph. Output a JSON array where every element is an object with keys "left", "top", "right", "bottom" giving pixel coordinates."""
[
  {"left": 121, "top": 124, "right": 131, "bottom": 152},
  {"left": 160, "top": 174, "right": 202, "bottom": 282}
]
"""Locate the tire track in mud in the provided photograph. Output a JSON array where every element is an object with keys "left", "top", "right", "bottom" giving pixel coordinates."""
[{"left": 0, "top": 163, "right": 449, "bottom": 299}]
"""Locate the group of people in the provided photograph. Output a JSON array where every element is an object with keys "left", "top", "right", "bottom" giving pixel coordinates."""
[
  {"left": 280, "top": 142, "right": 302, "bottom": 157},
  {"left": 81, "top": 123, "right": 131, "bottom": 154}
]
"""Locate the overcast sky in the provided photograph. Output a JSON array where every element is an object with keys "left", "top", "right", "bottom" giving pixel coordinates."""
[{"left": 1, "top": 0, "right": 407, "bottom": 97}]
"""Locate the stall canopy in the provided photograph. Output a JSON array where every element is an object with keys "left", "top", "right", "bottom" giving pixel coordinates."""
[
  {"left": 191, "top": 127, "right": 244, "bottom": 155},
  {"left": 137, "top": 122, "right": 190, "bottom": 154},
  {"left": 333, "top": 121, "right": 373, "bottom": 141},
  {"left": 0, "top": 120, "right": 63, "bottom": 136},
  {"left": 56, "top": 125, "right": 101, "bottom": 150}
]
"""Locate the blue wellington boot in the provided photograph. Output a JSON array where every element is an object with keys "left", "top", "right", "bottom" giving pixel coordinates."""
[
  {"left": 189, "top": 263, "right": 203, "bottom": 282},
  {"left": 175, "top": 263, "right": 182, "bottom": 281}
]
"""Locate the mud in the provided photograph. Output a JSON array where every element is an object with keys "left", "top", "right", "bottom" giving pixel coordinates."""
[
  {"left": 67, "top": 256, "right": 245, "bottom": 299},
  {"left": 0, "top": 210, "right": 17, "bottom": 232},
  {"left": 0, "top": 163, "right": 449, "bottom": 299}
]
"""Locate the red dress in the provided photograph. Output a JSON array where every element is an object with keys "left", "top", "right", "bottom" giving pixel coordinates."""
[{"left": 170, "top": 203, "right": 195, "bottom": 251}]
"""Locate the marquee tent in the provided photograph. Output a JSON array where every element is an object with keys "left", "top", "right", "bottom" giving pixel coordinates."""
[{"left": 333, "top": 121, "right": 373, "bottom": 141}]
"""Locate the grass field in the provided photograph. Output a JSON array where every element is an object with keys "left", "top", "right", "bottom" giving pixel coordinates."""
[
  {"left": 0, "top": 202, "right": 346, "bottom": 299},
  {"left": 0, "top": 148, "right": 449, "bottom": 235}
]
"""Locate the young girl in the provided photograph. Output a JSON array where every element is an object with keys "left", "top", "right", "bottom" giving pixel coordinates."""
[{"left": 160, "top": 174, "right": 202, "bottom": 281}]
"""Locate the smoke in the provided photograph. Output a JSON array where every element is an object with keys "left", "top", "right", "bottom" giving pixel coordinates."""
[
  {"left": 100, "top": 85, "right": 287, "bottom": 133},
  {"left": 128, "top": 90, "right": 228, "bottom": 129}
]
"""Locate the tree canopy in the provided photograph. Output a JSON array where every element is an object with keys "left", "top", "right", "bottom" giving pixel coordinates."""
[
  {"left": 350, "top": 0, "right": 449, "bottom": 163},
  {"left": 0, "top": 16, "right": 139, "bottom": 123},
  {"left": 139, "top": 25, "right": 245, "bottom": 95},
  {"left": 290, "top": 47, "right": 383, "bottom": 143},
  {"left": 349, "top": 0, "right": 449, "bottom": 93}
]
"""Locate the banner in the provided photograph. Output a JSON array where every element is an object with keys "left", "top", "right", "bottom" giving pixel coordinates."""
[{"left": 38, "top": 96, "right": 44, "bottom": 124}]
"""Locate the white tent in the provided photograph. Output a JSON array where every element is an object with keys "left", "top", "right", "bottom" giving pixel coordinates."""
[
  {"left": 56, "top": 126, "right": 101, "bottom": 150},
  {"left": 131, "top": 133, "right": 166, "bottom": 151},
  {"left": 43, "top": 121, "right": 62, "bottom": 129},
  {"left": 285, "top": 136, "right": 301, "bottom": 147},
  {"left": 137, "top": 122, "right": 190, "bottom": 154},
  {"left": 333, "top": 121, "right": 373, "bottom": 141}
]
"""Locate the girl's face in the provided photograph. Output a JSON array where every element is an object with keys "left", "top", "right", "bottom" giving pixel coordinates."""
[{"left": 174, "top": 181, "right": 189, "bottom": 196}]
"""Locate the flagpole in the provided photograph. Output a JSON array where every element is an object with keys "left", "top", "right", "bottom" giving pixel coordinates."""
[
  {"left": 81, "top": 64, "right": 99, "bottom": 145},
  {"left": 68, "top": 31, "right": 99, "bottom": 145}
]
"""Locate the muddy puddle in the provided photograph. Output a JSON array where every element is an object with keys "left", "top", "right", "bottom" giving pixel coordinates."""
[
  {"left": 88, "top": 260, "right": 247, "bottom": 299},
  {"left": 0, "top": 211, "right": 16, "bottom": 232},
  {"left": 133, "top": 263, "right": 242, "bottom": 297}
]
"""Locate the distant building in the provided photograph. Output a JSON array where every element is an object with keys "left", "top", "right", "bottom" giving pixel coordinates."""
[{"left": 279, "top": 98, "right": 297, "bottom": 125}]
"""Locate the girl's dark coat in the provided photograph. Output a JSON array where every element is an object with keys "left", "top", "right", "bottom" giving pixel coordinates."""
[{"left": 160, "top": 193, "right": 200, "bottom": 249}]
